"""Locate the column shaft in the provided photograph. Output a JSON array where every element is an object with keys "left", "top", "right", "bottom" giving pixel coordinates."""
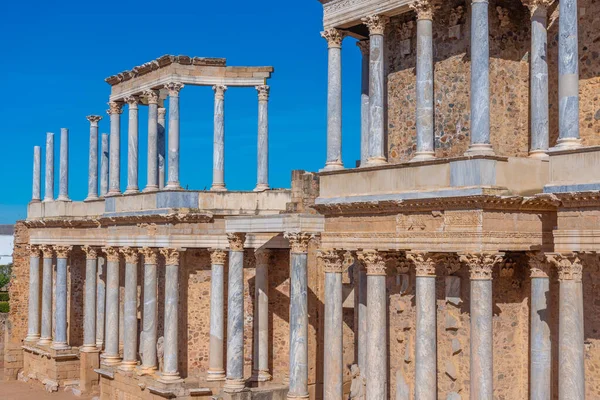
[
  {"left": 161, "top": 253, "right": 181, "bottom": 380},
  {"left": 43, "top": 132, "right": 54, "bottom": 202},
  {"left": 324, "top": 271, "right": 343, "bottom": 399},
  {"left": 53, "top": 255, "right": 69, "bottom": 348},
  {"left": 530, "top": 276, "right": 551, "bottom": 399},
  {"left": 108, "top": 103, "right": 122, "bottom": 195},
  {"left": 322, "top": 29, "right": 344, "bottom": 171},
  {"left": 225, "top": 248, "right": 245, "bottom": 390},
  {"left": 357, "top": 263, "right": 367, "bottom": 373},
  {"left": 289, "top": 251, "right": 309, "bottom": 398},
  {"left": 358, "top": 41, "right": 370, "bottom": 167},
  {"left": 165, "top": 83, "right": 183, "bottom": 190},
  {"left": 86, "top": 116, "right": 101, "bottom": 200},
  {"left": 39, "top": 253, "right": 53, "bottom": 345},
  {"left": 212, "top": 86, "right": 227, "bottom": 191},
  {"left": 559, "top": 280, "right": 585, "bottom": 399},
  {"left": 100, "top": 133, "right": 109, "bottom": 197},
  {"left": 32, "top": 147, "right": 41, "bottom": 202},
  {"left": 529, "top": 6, "right": 550, "bottom": 157},
  {"left": 103, "top": 252, "right": 121, "bottom": 365},
  {"left": 413, "top": 17, "right": 435, "bottom": 161},
  {"left": 208, "top": 251, "right": 226, "bottom": 381},
  {"left": 26, "top": 252, "right": 41, "bottom": 341},
  {"left": 367, "top": 30, "right": 386, "bottom": 165},
  {"left": 140, "top": 250, "right": 158, "bottom": 372},
  {"left": 83, "top": 253, "right": 97, "bottom": 350},
  {"left": 415, "top": 276, "right": 436, "bottom": 400},
  {"left": 57, "top": 128, "right": 70, "bottom": 201},
  {"left": 254, "top": 252, "right": 271, "bottom": 380},
  {"left": 470, "top": 279, "right": 493, "bottom": 399},
  {"left": 96, "top": 257, "right": 106, "bottom": 348},
  {"left": 158, "top": 107, "right": 167, "bottom": 190},
  {"left": 255, "top": 86, "right": 270, "bottom": 191},
  {"left": 121, "top": 255, "right": 138, "bottom": 370},
  {"left": 145, "top": 90, "right": 159, "bottom": 192},
  {"left": 125, "top": 98, "right": 139, "bottom": 194},
  {"left": 366, "top": 274, "right": 387, "bottom": 399}
]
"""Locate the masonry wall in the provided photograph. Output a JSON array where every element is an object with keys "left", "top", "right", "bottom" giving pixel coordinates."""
[{"left": 386, "top": 0, "right": 600, "bottom": 162}]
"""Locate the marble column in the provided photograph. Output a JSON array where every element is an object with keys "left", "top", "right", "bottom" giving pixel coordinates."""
[
  {"left": 358, "top": 250, "right": 387, "bottom": 400},
  {"left": 466, "top": 0, "right": 494, "bottom": 155},
  {"left": 224, "top": 233, "right": 246, "bottom": 392},
  {"left": 85, "top": 116, "right": 102, "bottom": 201},
  {"left": 102, "top": 247, "right": 121, "bottom": 365},
  {"left": 144, "top": 90, "right": 160, "bottom": 192},
  {"left": 158, "top": 107, "right": 167, "bottom": 190},
  {"left": 38, "top": 245, "right": 54, "bottom": 345},
  {"left": 526, "top": 1, "right": 551, "bottom": 158},
  {"left": 555, "top": 0, "right": 581, "bottom": 149},
  {"left": 253, "top": 250, "right": 271, "bottom": 381},
  {"left": 125, "top": 96, "right": 140, "bottom": 194},
  {"left": 363, "top": 15, "right": 389, "bottom": 165},
  {"left": 408, "top": 252, "right": 437, "bottom": 400},
  {"left": 139, "top": 247, "right": 159, "bottom": 373},
  {"left": 460, "top": 253, "right": 501, "bottom": 399},
  {"left": 285, "top": 232, "right": 313, "bottom": 399},
  {"left": 320, "top": 250, "right": 344, "bottom": 400},
  {"left": 160, "top": 248, "right": 181, "bottom": 381},
  {"left": 211, "top": 85, "right": 227, "bottom": 191},
  {"left": 357, "top": 40, "right": 370, "bottom": 167},
  {"left": 356, "top": 255, "right": 367, "bottom": 373},
  {"left": 100, "top": 133, "right": 109, "bottom": 197},
  {"left": 52, "top": 246, "right": 72, "bottom": 349},
  {"left": 43, "top": 132, "right": 54, "bottom": 202},
  {"left": 164, "top": 82, "right": 184, "bottom": 190},
  {"left": 255, "top": 85, "right": 270, "bottom": 191},
  {"left": 411, "top": 2, "right": 436, "bottom": 162},
  {"left": 32, "top": 146, "right": 41, "bottom": 202},
  {"left": 57, "top": 128, "right": 70, "bottom": 201},
  {"left": 120, "top": 247, "right": 139, "bottom": 371},
  {"left": 107, "top": 101, "right": 124, "bottom": 196},
  {"left": 207, "top": 249, "right": 227, "bottom": 381},
  {"left": 26, "top": 245, "right": 41, "bottom": 342},
  {"left": 528, "top": 252, "right": 551, "bottom": 400},
  {"left": 547, "top": 253, "right": 585, "bottom": 399},
  {"left": 81, "top": 246, "right": 98, "bottom": 352},
  {"left": 96, "top": 255, "right": 106, "bottom": 349},
  {"left": 321, "top": 28, "right": 345, "bottom": 171}
]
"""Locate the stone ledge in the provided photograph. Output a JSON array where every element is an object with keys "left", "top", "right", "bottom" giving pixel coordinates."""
[{"left": 95, "top": 368, "right": 115, "bottom": 379}]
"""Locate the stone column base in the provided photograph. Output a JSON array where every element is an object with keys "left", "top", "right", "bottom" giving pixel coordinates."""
[
  {"left": 79, "top": 349, "right": 100, "bottom": 394},
  {"left": 552, "top": 137, "right": 582, "bottom": 150},
  {"left": 206, "top": 368, "right": 226, "bottom": 381},
  {"left": 253, "top": 184, "right": 270, "bottom": 192},
  {"left": 100, "top": 353, "right": 122, "bottom": 366},
  {"left": 320, "top": 161, "right": 344, "bottom": 172},
  {"left": 157, "top": 372, "right": 183, "bottom": 384},
  {"left": 211, "top": 184, "right": 227, "bottom": 191},
  {"left": 465, "top": 143, "right": 495, "bottom": 156},
  {"left": 118, "top": 361, "right": 138, "bottom": 372},
  {"left": 223, "top": 378, "right": 246, "bottom": 393},
  {"left": 365, "top": 156, "right": 387, "bottom": 166},
  {"left": 410, "top": 151, "right": 435, "bottom": 162}
]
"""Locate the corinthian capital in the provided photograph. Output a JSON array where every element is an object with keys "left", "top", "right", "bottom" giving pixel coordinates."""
[
  {"left": 86, "top": 115, "right": 102, "bottom": 125},
  {"left": 165, "top": 82, "right": 184, "bottom": 96},
  {"left": 321, "top": 28, "right": 346, "bottom": 48},
  {"left": 362, "top": 15, "right": 390, "bottom": 36},
  {"left": 460, "top": 253, "right": 503, "bottom": 280},
  {"left": 160, "top": 248, "right": 180, "bottom": 266},
  {"left": 82, "top": 245, "right": 99, "bottom": 260},
  {"left": 358, "top": 250, "right": 386, "bottom": 276},
  {"left": 227, "top": 233, "right": 246, "bottom": 252},
  {"left": 547, "top": 253, "right": 583, "bottom": 282},
  {"left": 209, "top": 249, "right": 227, "bottom": 265},
  {"left": 284, "top": 232, "right": 314, "bottom": 254},
  {"left": 527, "top": 251, "right": 550, "bottom": 278},
  {"left": 521, "top": 0, "right": 553, "bottom": 16},
  {"left": 107, "top": 101, "right": 124, "bottom": 115},
  {"left": 140, "top": 247, "right": 158, "bottom": 264},
  {"left": 29, "top": 245, "right": 41, "bottom": 258},
  {"left": 256, "top": 85, "right": 270, "bottom": 102},
  {"left": 213, "top": 85, "right": 227, "bottom": 100},
  {"left": 318, "top": 249, "right": 345, "bottom": 274},
  {"left": 385, "top": 252, "right": 409, "bottom": 274},
  {"left": 143, "top": 89, "right": 160, "bottom": 105},
  {"left": 407, "top": 252, "right": 437, "bottom": 277},
  {"left": 40, "top": 245, "right": 54, "bottom": 259},
  {"left": 410, "top": 0, "right": 440, "bottom": 20},
  {"left": 102, "top": 246, "right": 120, "bottom": 262},
  {"left": 54, "top": 245, "right": 72, "bottom": 259},
  {"left": 124, "top": 95, "right": 140, "bottom": 108},
  {"left": 121, "top": 247, "right": 139, "bottom": 264}
]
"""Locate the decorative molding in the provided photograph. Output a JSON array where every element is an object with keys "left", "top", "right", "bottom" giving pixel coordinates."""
[
  {"left": 40, "top": 245, "right": 54, "bottom": 258},
  {"left": 86, "top": 115, "right": 102, "bottom": 125},
  {"left": 29, "top": 245, "right": 41, "bottom": 258},
  {"left": 121, "top": 247, "right": 139, "bottom": 264},
  {"left": 318, "top": 249, "right": 345, "bottom": 273},
  {"left": 160, "top": 248, "right": 180, "bottom": 266},
  {"left": 356, "top": 40, "right": 370, "bottom": 57},
  {"left": 164, "top": 82, "right": 184, "bottom": 96},
  {"left": 54, "top": 245, "right": 72, "bottom": 259},
  {"left": 82, "top": 245, "right": 98, "bottom": 260},
  {"left": 213, "top": 85, "right": 227, "bottom": 100},
  {"left": 103, "top": 246, "right": 120, "bottom": 263},
  {"left": 358, "top": 250, "right": 386, "bottom": 276},
  {"left": 407, "top": 252, "right": 437, "bottom": 277},
  {"left": 527, "top": 251, "right": 550, "bottom": 278},
  {"left": 410, "top": 0, "right": 440, "bottom": 20},
  {"left": 227, "top": 233, "right": 246, "bottom": 252},
  {"left": 141, "top": 247, "right": 158, "bottom": 264},
  {"left": 256, "top": 85, "right": 270, "bottom": 101},
  {"left": 547, "top": 253, "right": 583, "bottom": 282},
  {"left": 143, "top": 89, "right": 160, "bottom": 105},
  {"left": 124, "top": 95, "right": 140, "bottom": 107},
  {"left": 107, "top": 101, "right": 124, "bottom": 115},
  {"left": 362, "top": 15, "right": 389, "bottom": 35},
  {"left": 460, "top": 253, "right": 503, "bottom": 280},
  {"left": 284, "top": 232, "right": 315, "bottom": 253},
  {"left": 321, "top": 28, "right": 346, "bottom": 48}
]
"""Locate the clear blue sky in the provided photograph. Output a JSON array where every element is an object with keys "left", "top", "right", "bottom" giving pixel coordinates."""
[{"left": 0, "top": 1, "right": 364, "bottom": 224}]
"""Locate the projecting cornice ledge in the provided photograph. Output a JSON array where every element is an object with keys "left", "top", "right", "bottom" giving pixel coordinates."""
[{"left": 322, "top": 0, "right": 415, "bottom": 30}]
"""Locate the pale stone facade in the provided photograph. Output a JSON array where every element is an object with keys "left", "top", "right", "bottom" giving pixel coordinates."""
[{"left": 3, "top": 1, "right": 600, "bottom": 400}]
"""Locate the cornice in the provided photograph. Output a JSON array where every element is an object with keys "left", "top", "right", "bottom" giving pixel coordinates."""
[{"left": 24, "top": 211, "right": 213, "bottom": 228}]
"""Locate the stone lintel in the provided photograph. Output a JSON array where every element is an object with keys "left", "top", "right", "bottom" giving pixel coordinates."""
[
  {"left": 225, "top": 213, "right": 325, "bottom": 234},
  {"left": 322, "top": 0, "right": 415, "bottom": 31}
]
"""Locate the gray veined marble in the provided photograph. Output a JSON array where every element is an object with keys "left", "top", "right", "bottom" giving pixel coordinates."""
[
  {"left": 357, "top": 264, "right": 367, "bottom": 373},
  {"left": 96, "top": 256, "right": 106, "bottom": 348},
  {"left": 100, "top": 134, "right": 109, "bottom": 197},
  {"left": 120, "top": 261, "right": 138, "bottom": 370},
  {"left": 158, "top": 107, "right": 167, "bottom": 190},
  {"left": 82, "top": 257, "right": 97, "bottom": 351},
  {"left": 212, "top": 86, "right": 227, "bottom": 191},
  {"left": 412, "top": 18, "right": 435, "bottom": 162},
  {"left": 43, "top": 132, "right": 54, "bottom": 202},
  {"left": 415, "top": 276, "right": 437, "bottom": 400},
  {"left": 140, "top": 260, "right": 158, "bottom": 372},
  {"left": 32, "top": 147, "right": 41, "bottom": 202},
  {"left": 470, "top": 279, "right": 493, "bottom": 399},
  {"left": 367, "top": 34, "right": 387, "bottom": 166},
  {"left": 208, "top": 261, "right": 226, "bottom": 380},
  {"left": 86, "top": 116, "right": 101, "bottom": 201},
  {"left": 530, "top": 276, "right": 551, "bottom": 400},
  {"left": 529, "top": 6, "right": 550, "bottom": 158},
  {"left": 26, "top": 255, "right": 41, "bottom": 341},
  {"left": 125, "top": 101, "right": 139, "bottom": 194},
  {"left": 57, "top": 128, "right": 70, "bottom": 201},
  {"left": 254, "top": 256, "right": 271, "bottom": 380},
  {"left": 366, "top": 274, "right": 387, "bottom": 400},
  {"left": 288, "top": 252, "right": 309, "bottom": 399},
  {"left": 559, "top": 279, "right": 585, "bottom": 399},
  {"left": 165, "top": 87, "right": 182, "bottom": 190},
  {"left": 52, "top": 256, "right": 69, "bottom": 349},
  {"left": 225, "top": 250, "right": 245, "bottom": 391},
  {"left": 324, "top": 271, "right": 343, "bottom": 400},
  {"left": 359, "top": 42, "right": 370, "bottom": 167},
  {"left": 255, "top": 87, "right": 270, "bottom": 191},
  {"left": 161, "top": 262, "right": 180, "bottom": 380},
  {"left": 39, "top": 255, "right": 53, "bottom": 345},
  {"left": 108, "top": 107, "right": 122, "bottom": 195},
  {"left": 145, "top": 102, "right": 159, "bottom": 192},
  {"left": 103, "top": 259, "right": 121, "bottom": 365},
  {"left": 324, "top": 45, "right": 343, "bottom": 171}
]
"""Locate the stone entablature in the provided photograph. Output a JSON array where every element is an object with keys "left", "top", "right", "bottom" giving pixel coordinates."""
[{"left": 320, "top": 0, "right": 415, "bottom": 31}]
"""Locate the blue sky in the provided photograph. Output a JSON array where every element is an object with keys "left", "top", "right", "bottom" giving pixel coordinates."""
[{"left": 0, "top": 1, "right": 364, "bottom": 224}]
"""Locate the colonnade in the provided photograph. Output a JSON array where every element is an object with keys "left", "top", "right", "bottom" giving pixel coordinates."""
[{"left": 321, "top": 0, "right": 582, "bottom": 169}]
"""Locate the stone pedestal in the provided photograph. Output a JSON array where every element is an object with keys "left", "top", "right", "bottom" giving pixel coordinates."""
[{"left": 79, "top": 349, "right": 100, "bottom": 394}]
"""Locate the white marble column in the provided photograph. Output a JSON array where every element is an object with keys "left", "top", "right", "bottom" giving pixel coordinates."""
[
  {"left": 407, "top": 252, "right": 437, "bottom": 400},
  {"left": 411, "top": 2, "right": 436, "bottom": 162},
  {"left": 356, "top": 255, "right": 367, "bottom": 373},
  {"left": 253, "top": 250, "right": 271, "bottom": 381},
  {"left": 32, "top": 146, "right": 41, "bottom": 202},
  {"left": 225, "top": 234, "right": 246, "bottom": 392},
  {"left": 81, "top": 246, "right": 98, "bottom": 352},
  {"left": 556, "top": 0, "right": 581, "bottom": 149},
  {"left": 160, "top": 248, "right": 182, "bottom": 381},
  {"left": 38, "top": 245, "right": 53, "bottom": 345},
  {"left": 528, "top": 252, "right": 551, "bottom": 400},
  {"left": 158, "top": 107, "right": 167, "bottom": 190},
  {"left": 525, "top": 1, "right": 551, "bottom": 157},
  {"left": 358, "top": 250, "right": 387, "bottom": 400},
  {"left": 139, "top": 248, "right": 159, "bottom": 374},
  {"left": 26, "top": 245, "right": 41, "bottom": 342},
  {"left": 208, "top": 249, "right": 227, "bottom": 381},
  {"left": 285, "top": 232, "right": 313, "bottom": 399},
  {"left": 102, "top": 247, "right": 121, "bottom": 365},
  {"left": 466, "top": 0, "right": 494, "bottom": 155},
  {"left": 52, "top": 246, "right": 72, "bottom": 349},
  {"left": 125, "top": 96, "right": 140, "bottom": 194},
  {"left": 357, "top": 40, "right": 370, "bottom": 167},
  {"left": 460, "top": 253, "right": 501, "bottom": 399},
  {"left": 144, "top": 90, "right": 160, "bottom": 193},
  {"left": 85, "top": 116, "right": 102, "bottom": 201},
  {"left": 363, "top": 15, "right": 389, "bottom": 166},
  {"left": 255, "top": 85, "right": 270, "bottom": 191},
  {"left": 96, "top": 255, "right": 106, "bottom": 349},
  {"left": 107, "top": 101, "right": 123, "bottom": 196},
  {"left": 164, "top": 82, "right": 184, "bottom": 190},
  {"left": 57, "top": 128, "right": 70, "bottom": 201},
  {"left": 120, "top": 247, "right": 139, "bottom": 371},
  {"left": 100, "top": 133, "right": 109, "bottom": 197},
  {"left": 43, "top": 132, "right": 54, "bottom": 202},
  {"left": 320, "top": 250, "right": 344, "bottom": 400},
  {"left": 547, "top": 253, "right": 585, "bottom": 399},
  {"left": 321, "top": 28, "right": 345, "bottom": 171},
  {"left": 211, "top": 85, "right": 227, "bottom": 191}
]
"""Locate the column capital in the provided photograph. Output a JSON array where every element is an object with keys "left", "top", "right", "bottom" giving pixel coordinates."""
[
  {"left": 460, "top": 253, "right": 503, "bottom": 280},
  {"left": 284, "top": 232, "right": 314, "bottom": 254},
  {"left": 213, "top": 85, "right": 227, "bottom": 100},
  {"left": 437, "top": 253, "right": 462, "bottom": 275},
  {"left": 165, "top": 82, "right": 184, "bottom": 97},
  {"left": 140, "top": 247, "right": 158, "bottom": 264},
  {"left": 227, "top": 233, "right": 246, "bottom": 252},
  {"left": 86, "top": 115, "right": 102, "bottom": 126},
  {"left": 160, "top": 248, "right": 180, "bottom": 265},
  {"left": 356, "top": 40, "right": 370, "bottom": 57},
  {"left": 255, "top": 249, "right": 271, "bottom": 266},
  {"left": 210, "top": 248, "right": 228, "bottom": 265},
  {"left": 82, "top": 245, "right": 99, "bottom": 260},
  {"left": 358, "top": 250, "right": 386, "bottom": 276},
  {"left": 143, "top": 89, "right": 160, "bottom": 105},
  {"left": 54, "top": 245, "right": 72, "bottom": 259},
  {"left": 407, "top": 252, "right": 437, "bottom": 277},
  {"left": 29, "top": 244, "right": 41, "bottom": 258},
  {"left": 256, "top": 85, "right": 270, "bottom": 101},
  {"left": 527, "top": 251, "right": 551, "bottom": 278},
  {"left": 40, "top": 245, "right": 54, "bottom": 258},
  {"left": 384, "top": 252, "right": 409, "bottom": 274},
  {"left": 318, "top": 249, "right": 345, "bottom": 274},
  {"left": 521, "top": 0, "right": 553, "bottom": 16},
  {"left": 102, "top": 246, "right": 120, "bottom": 262},
  {"left": 125, "top": 95, "right": 140, "bottom": 108},
  {"left": 321, "top": 28, "right": 346, "bottom": 48},
  {"left": 410, "top": 0, "right": 440, "bottom": 20},
  {"left": 121, "top": 247, "right": 139, "bottom": 264},
  {"left": 107, "top": 101, "right": 124, "bottom": 115},
  {"left": 362, "top": 15, "right": 389, "bottom": 36},
  {"left": 546, "top": 253, "right": 583, "bottom": 282}
]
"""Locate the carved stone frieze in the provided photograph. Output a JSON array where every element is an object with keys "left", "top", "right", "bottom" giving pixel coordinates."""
[
  {"left": 358, "top": 250, "right": 386, "bottom": 276},
  {"left": 82, "top": 245, "right": 98, "bottom": 260},
  {"left": 284, "top": 232, "right": 315, "bottom": 253},
  {"left": 318, "top": 249, "right": 345, "bottom": 273},
  {"left": 141, "top": 247, "right": 158, "bottom": 264},
  {"left": 103, "top": 246, "right": 120, "bottom": 263},
  {"left": 54, "top": 245, "right": 72, "bottom": 259},
  {"left": 121, "top": 247, "right": 139, "bottom": 264},
  {"left": 362, "top": 15, "right": 389, "bottom": 35},
  {"left": 160, "top": 248, "right": 180, "bottom": 266},
  {"left": 527, "top": 251, "right": 550, "bottom": 278},
  {"left": 547, "top": 253, "right": 583, "bottom": 282},
  {"left": 227, "top": 233, "right": 246, "bottom": 252},
  {"left": 460, "top": 253, "right": 503, "bottom": 280},
  {"left": 321, "top": 28, "right": 346, "bottom": 48},
  {"left": 210, "top": 249, "right": 227, "bottom": 265}
]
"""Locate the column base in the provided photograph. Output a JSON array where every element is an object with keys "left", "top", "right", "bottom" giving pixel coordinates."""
[
  {"left": 118, "top": 361, "right": 138, "bottom": 372},
  {"left": 123, "top": 188, "right": 140, "bottom": 195},
  {"left": 24, "top": 334, "right": 41, "bottom": 343},
  {"left": 551, "top": 137, "right": 582, "bottom": 151},
  {"left": 223, "top": 378, "right": 246, "bottom": 392},
  {"left": 101, "top": 353, "right": 122, "bottom": 366},
  {"left": 80, "top": 344, "right": 99, "bottom": 353},
  {"left": 410, "top": 151, "right": 435, "bottom": 162},
  {"left": 365, "top": 156, "right": 387, "bottom": 166},
  {"left": 50, "top": 341, "right": 70, "bottom": 350},
  {"left": 157, "top": 371, "right": 183, "bottom": 383},
  {"left": 142, "top": 185, "right": 159, "bottom": 193},
  {"left": 206, "top": 369, "right": 226, "bottom": 381},
  {"left": 136, "top": 365, "right": 157, "bottom": 376},
  {"left": 29, "top": 199, "right": 41, "bottom": 204},
  {"left": 253, "top": 184, "right": 270, "bottom": 192},
  {"left": 320, "top": 161, "right": 344, "bottom": 172},
  {"left": 56, "top": 196, "right": 72, "bottom": 202},
  {"left": 37, "top": 337, "right": 52, "bottom": 346},
  {"left": 164, "top": 183, "right": 183, "bottom": 191},
  {"left": 42, "top": 198, "right": 54, "bottom": 203},
  {"left": 528, "top": 149, "right": 549, "bottom": 159},
  {"left": 211, "top": 184, "right": 227, "bottom": 191},
  {"left": 84, "top": 195, "right": 100, "bottom": 202},
  {"left": 251, "top": 370, "right": 272, "bottom": 382},
  {"left": 465, "top": 143, "right": 495, "bottom": 156},
  {"left": 105, "top": 190, "right": 122, "bottom": 197},
  {"left": 287, "top": 394, "right": 310, "bottom": 399},
  {"left": 95, "top": 341, "right": 104, "bottom": 349}
]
